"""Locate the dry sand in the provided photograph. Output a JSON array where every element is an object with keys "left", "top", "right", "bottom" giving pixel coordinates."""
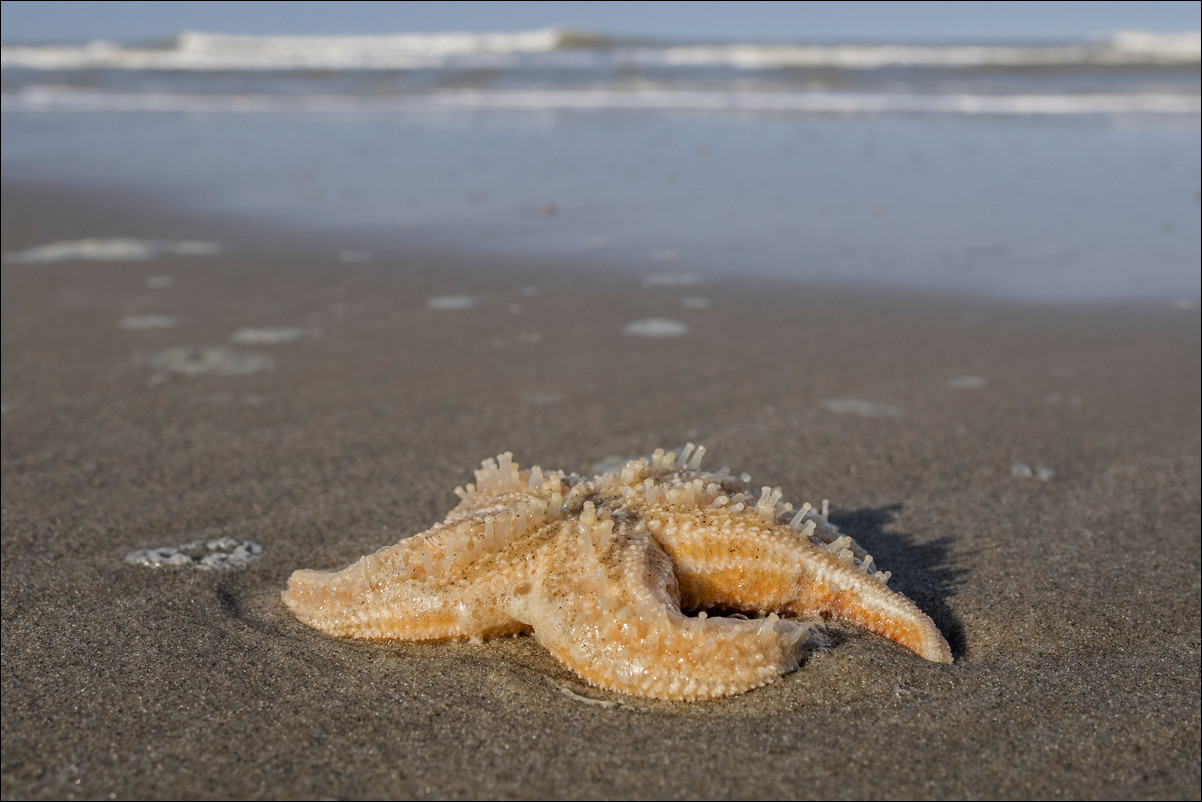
[{"left": 2, "top": 180, "right": 1199, "bottom": 799}]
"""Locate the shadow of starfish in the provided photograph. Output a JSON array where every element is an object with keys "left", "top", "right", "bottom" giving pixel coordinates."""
[{"left": 830, "top": 504, "right": 965, "bottom": 658}]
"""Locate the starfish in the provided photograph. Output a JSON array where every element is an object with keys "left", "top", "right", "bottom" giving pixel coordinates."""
[{"left": 283, "top": 446, "right": 952, "bottom": 700}]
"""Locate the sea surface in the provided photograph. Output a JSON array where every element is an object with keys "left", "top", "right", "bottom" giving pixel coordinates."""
[{"left": 3, "top": 29, "right": 1199, "bottom": 301}]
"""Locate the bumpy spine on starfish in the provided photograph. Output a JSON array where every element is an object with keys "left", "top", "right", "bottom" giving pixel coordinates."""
[
  {"left": 601, "top": 446, "right": 950, "bottom": 664},
  {"left": 510, "top": 501, "right": 812, "bottom": 699}
]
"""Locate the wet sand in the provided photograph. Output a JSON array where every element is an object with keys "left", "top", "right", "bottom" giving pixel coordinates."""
[{"left": 2, "top": 179, "right": 1199, "bottom": 800}]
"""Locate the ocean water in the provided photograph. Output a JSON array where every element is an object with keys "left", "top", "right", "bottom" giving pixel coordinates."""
[{"left": 2, "top": 29, "right": 1199, "bottom": 302}]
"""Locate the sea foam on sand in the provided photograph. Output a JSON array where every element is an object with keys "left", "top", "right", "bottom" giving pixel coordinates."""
[{"left": 5, "top": 238, "right": 221, "bottom": 263}]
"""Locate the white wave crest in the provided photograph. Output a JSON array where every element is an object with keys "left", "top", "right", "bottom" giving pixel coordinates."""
[
  {"left": 2, "top": 28, "right": 1197, "bottom": 72},
  {"left": 0, "top": 28, "right": 571, "bottom": 71},
  {"left": 1109, "top": 30, "right": 1202, "bottom": 61},
  {"left": 656, "top": 33, "right": 1201, "bottom": 70}
]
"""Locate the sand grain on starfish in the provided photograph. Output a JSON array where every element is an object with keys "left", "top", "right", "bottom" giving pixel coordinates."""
[{"left": 283, "top": 446, "right": 951, "bottom": 700}]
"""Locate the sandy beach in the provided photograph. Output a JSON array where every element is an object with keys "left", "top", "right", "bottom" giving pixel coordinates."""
[{"left": 1, "top": 177, "right": 1198, "bottom": 800}]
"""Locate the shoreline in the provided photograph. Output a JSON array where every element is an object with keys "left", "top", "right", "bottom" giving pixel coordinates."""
[
  {"left": 2, "top": 177, "right": 1199, "bottom": 800},
  {"left": 5, "top": 175, "right": 1199, "bottom": 316},
  {"left": 5, "top": 101, "right": 1199, "bottom": 306}
]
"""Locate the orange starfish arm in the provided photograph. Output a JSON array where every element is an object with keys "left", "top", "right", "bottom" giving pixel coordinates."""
[
  {"left": 282, "top": 513, "right": 543, "bottom": 641},
  {"left": 647, "top": 507, "right": 952, "bottom": 664}
]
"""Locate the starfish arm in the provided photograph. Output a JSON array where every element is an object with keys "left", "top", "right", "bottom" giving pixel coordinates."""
[
  {"left": 647, "top": 508, "right": 953, "bottom": 664},
  {"left": 511, "top": 508, "right": 810, "bottom": 700},
  {"left": 281, "top": 517, "right": 539, "bottom": 641}
]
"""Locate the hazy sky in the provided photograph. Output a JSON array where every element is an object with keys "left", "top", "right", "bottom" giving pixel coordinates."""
[{"left": 2, "top": 0, "right": 1199, "bottom": 43}]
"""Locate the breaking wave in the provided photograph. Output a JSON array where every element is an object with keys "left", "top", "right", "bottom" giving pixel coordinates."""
[{"left": 2, "top": 28, "right": 1197, "bottom": 72}]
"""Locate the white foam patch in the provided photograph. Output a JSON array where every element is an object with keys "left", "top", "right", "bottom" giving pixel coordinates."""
[
  {"left": 119, "top": 314, "right": 179, "bottom": 331},
  {"left": 125, "top": 536, "right": 263, "bottom": 570},
  {"left": 524, "top": 391, "right": 564, "bottom": 406},
  {"left": 229, "top": 327, "right": 310, "bottom": 345},
  {"left": 427, "top": 295, "right": 477, "bottom": 311},
  {"left": 643, "top": 271, "right": 698, "bottom": 287},
  {"left": 947, "top": 375, "right": 987, "bottom": 389},
  {"left": 338, "top": 249, "right": 373, "bottom": 263},
  {"left": 5, "top": 238, "right": 221, "bottom": 264},
  {"left": 623, "top": 318, "right": 690, "bottom": 337},
  {"left": 146, "top": 275, "right": 175, "bottom": 289},
  {"left": 149, "top": 347, "right": 274, "bottom": 377},
  {"left": 680, "top": 296, "right": 712, "bottom": 309},
  {"left": 1044, "top": 392, "right": 1084, "bottom": 408},
  {"left": 820, "top": 398, "right": 906, "bottom": 418},
  {"left": 171, "top": 241, "right": 221, "bottom": 255},
  {"left": 1011, "top": 463, "right": 1056, "bottom": 481}
]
